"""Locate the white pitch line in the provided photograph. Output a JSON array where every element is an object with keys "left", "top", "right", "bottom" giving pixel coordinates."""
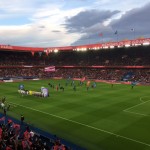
[
  {"left": 8, "top": 101, "right": 150, "bottom": 147},
  {"left": 123, "top": 96, "right": 150, "bottom": 117},
  {"left": 140, "top": 96, "right": 150, "bottom": 103},
  {"left": 140, "top": 97, "right": 144, "bottom": 102},
  {"left": 124, "top": 99, "right": 150, "bottom": 112},
  {"left": 124, "top": 110, "right": 150, "bottom": 117}
]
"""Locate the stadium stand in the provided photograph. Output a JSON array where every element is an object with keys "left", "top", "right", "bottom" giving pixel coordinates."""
[
  {"left": 0, "top": 113, "right": 85, "bottom": 150},
  {"left": 0, "top": 46, "right": 149, "bottom": 66},
  {"left": 0, "top": 46, "right": 149, "bottom": 83}
]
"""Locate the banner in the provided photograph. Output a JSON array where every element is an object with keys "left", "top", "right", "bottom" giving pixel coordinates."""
[
  {"left": 44, "top": 66, "right": 55, "bottom": 72},
  {"left": 81, "top": 77, "right": 86, "bottom": 82}
]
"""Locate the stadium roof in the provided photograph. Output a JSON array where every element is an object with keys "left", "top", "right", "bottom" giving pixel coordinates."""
[{"left": 0, "top": 38, "right": 150, "bottom": 54}]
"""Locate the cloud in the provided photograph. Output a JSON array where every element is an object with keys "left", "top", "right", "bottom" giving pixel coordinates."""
[
  {"left": 71, "top": 2, "right": 150, "bottom": 45},
  {"left": 65, "top": 9, "right": 120, "bottom": 33},
  {"left": 0, "top": 1, "right": 84, "bottom": 47},
  {"left": 52, "top": 30, "right": 61, "bottom": 33},
  {"left": 94, "top": 0, "right": 150, "bottom": 12},
  {"left": 110, "top": 2, "right": 150, "bottom": 38},
  {"left": 38, "top": 25, "right": 45, "bottom": 29}
]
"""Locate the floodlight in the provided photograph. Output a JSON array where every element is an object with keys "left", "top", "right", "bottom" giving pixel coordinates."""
[
  {"left": 125, "top": 44, "right": 130, "bottom": 47},
  {"left": 54, "top": 49, "right": 58, "bottom": 53},
  {"left": 143, "top": 42, "right": 149, "bottom": 46},
  {"left": 110, "top": 46, "right": 114, "bottom": 49}
]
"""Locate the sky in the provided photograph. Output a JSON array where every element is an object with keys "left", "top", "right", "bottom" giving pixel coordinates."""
[{"left": 0, "top": 0, "right": 150, "bottom": 47}]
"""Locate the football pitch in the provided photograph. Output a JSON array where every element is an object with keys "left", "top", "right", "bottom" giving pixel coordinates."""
[{"left": 0, "top": 79, "right": 150, "bottom": 150}]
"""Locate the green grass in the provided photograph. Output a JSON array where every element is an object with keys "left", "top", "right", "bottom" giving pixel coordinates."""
[{"left": 0, "top": 79, "right": 150, "bottom": 150}]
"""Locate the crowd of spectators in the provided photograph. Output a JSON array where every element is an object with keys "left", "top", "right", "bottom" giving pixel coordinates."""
[
  {"left": 0, "top": 46, "right": 149, "bottom": 66},
  {"left": 49, "top": 69, "right": 150, "bottom": 83},
  {"left": 50, "top": 46, "right": 150, "bottom": 66},
  {"left": 0, "top": 68, "right": 45, "bottom": 78},
  {"left": 0, "top": 46, "right": 149, "bottom": 83},
  {"left": 0, "top": 115, "right": 69, "bottom": 150},
  {"left": 0, "top": 68, "right": 149, "bottom": 83},
  {"left": 0, "top": 52, "right": 46, "bottom": 66}
]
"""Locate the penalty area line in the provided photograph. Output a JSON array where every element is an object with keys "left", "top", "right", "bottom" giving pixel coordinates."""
[
  {"left": 123, "top": 96, "right": 150, "bottom": 117},
  {"left": 9, "top": 101, "right": 150, "bottom": 147},
  {"left": 140, "top": 96, "right": 150, "bottom": 103},
  {"left": 124, "top": 110, "right": 150, "bottom": 117},
  {"left": 123, "top": 99, "right": 150, "bottom": 112}
]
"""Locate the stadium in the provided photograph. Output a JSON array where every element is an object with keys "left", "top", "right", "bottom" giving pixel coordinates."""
[
  {"left": 0, "top": 1, "right": 150, "bottom": 150},
  {"left": 0, "top": 38, "right": 150, "bottom": 150}
]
